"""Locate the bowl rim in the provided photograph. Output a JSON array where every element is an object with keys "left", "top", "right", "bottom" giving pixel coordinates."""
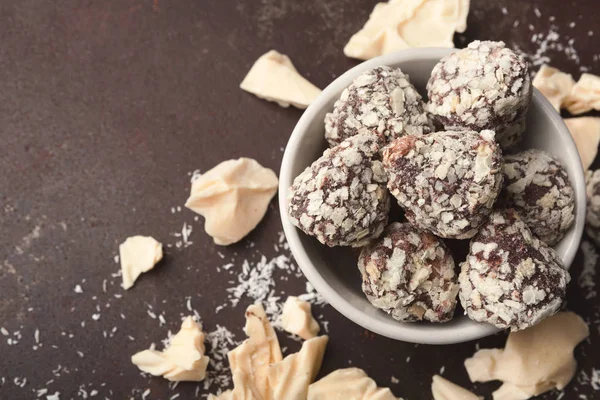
[{"left": 278, "top": 47, "right": 586, "bottom": 345}]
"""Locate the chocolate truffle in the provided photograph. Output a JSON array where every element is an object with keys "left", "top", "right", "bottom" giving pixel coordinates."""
[
  {"left": 427, "top": 41, "right": 532, "bottom": 149},
  {"left": 358, "top": 222, "right": 458, "bottom": 322},
  {"left": 287, "top": 133, "right": 390, "bottom": 247},
  {"left": 324, "top": 66, "right": 432, "bottom": 147},
  {"left": 585, "top": 169, "right": 600, "bottom": 245},
  {"left": 459, "top": 209, "right": 570, "bottom": 331},
  {"left": 502, "top": 149, "right": 575, "bottom": 246},
  {"left": 383, "top": 130, "right": 504, "bottom": 239}
]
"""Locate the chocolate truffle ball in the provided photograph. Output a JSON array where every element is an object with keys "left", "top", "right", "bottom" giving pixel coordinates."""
[
  {"left": 358, "top": 222, "right": 458, "bottom": 322},
  {"left": 427, "top": 41, "right": 532, "bottom": 149},
  {"left": 585, "top": 169, "right": 600, "bottom": 245},
  {"left": 287, "top": 133, "right": 390, "bottom": 247},
  {"left": 502, "top": 149, "right": 575, "bottom": 246},
  {"left": 324, "top": 66, "right": 432, "bottom": 147},
  {"left": 383, "top": 130, "right": 504, "bottom": 239},
  {"left": 459, "top": 209, "right": 570, "bottom": 331}
]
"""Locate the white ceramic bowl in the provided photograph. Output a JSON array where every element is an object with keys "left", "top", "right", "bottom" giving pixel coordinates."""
[{"left": 279, "top": 48, "right": 586, "bottom": 345}]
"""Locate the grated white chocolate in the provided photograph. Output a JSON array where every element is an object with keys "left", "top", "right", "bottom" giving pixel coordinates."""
[
  {"left": 585, "top": 169, "right": 600, "bottom": 245},
  {"left": 358, "top": 222, "right": 458, "bottom": 322},
  {"left": 383, "top": 130, "right": 503, "bottom": 239},
  {"left": 131, "top": 316, "right": 209, "bottom": 382},
  {"left": 502, "top": 149, "right": 575, "bottom": 246},
  {"left": 427, "top": 41, "right": 532, "bottom": 149},
  {"left": 287, "top": 133, "right": 390, "bottom": 247},
  {"left": 308, "top": 368, "right": 402, "bottom": 400},
  {"left": 563, "top": 72, "right": 600, "bottom": 115},
  {"left": 119, "top": 236, "right": 163, "bottom": 290},
  {"left": 532, "top": 65, "right": 575, "bottom": 112},
  {"left": 464, "top": 312, "right": 589, "bottom": 400},
  {"left": 281, "top": 296, "right": 320, "bottom": 340},
  {"left": 458, "top": 209, "right": 570, "bottom": 331},
  {"left": 324, "top": 66, "right": 432, "bottom": 147},
  {"left": 565, "top": 117, "right": 600, "bottom": 170}
]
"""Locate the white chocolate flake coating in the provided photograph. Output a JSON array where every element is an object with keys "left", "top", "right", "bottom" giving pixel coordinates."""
[
  {"left": 325, "top": 66, "right": 432, "bottom": 147},
  {"left": 427, "top": 41, "right": 532, "bottom": 150},
  {"left": 358, "top": 222, "right": 458, "bottom": 322},
  {"left": 383, "top": 130, "right": 503, "bottom": 239},
  {"left": 459, "top": 209, "right": 570, "bottom": 331},
  {"left": 287, "top": 133, "right": 390, "bottom": 247},
  {"left": 502, "top": 149, "right": 575, "bottom": 246}
]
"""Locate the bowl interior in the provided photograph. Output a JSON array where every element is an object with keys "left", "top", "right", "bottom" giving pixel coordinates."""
[{"left": 279, "top": 48, "right": 586, "bottom": 345}]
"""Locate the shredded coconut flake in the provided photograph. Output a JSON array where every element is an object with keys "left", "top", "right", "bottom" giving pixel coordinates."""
[
  {"left": 46, "top": 392, "right": 60, "bottom": 400},
  {"left": 591, "top": 368, "right": 600, "bottom": 390},
  {"left": 203, "top": 325, "right": 239, "bottom": 391},
  {"left": 518, "top": 24, "right": 582, "bottom": 71}
]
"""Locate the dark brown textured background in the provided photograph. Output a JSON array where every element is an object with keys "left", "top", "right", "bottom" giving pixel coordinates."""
[{"left": 1, "top": 0, "right": 599, "bottom": 399}]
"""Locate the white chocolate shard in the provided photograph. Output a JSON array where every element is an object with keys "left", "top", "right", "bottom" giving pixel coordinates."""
[
  {"left": 119, "top": 236, "right": 163, "bottom": 290},
  {"left": 431, "top": 375, "right": 481, "bottom": 400},
  {"left": 227, "top": 304, "right": 283, "bottom": 399},
  {"left": 564, "top": 117, "right": 600, "bottom": 170},
  {"left": 281, "top": 296, "right": 320, "bottom": 340},
  {"left": 491, "top": 382, "right": 555, "bottom": 400},
  {"left": 396, "top": 0, "right": 468, "bottom": 47},
  {"left": 464, "top": 349, "right": 502, "bottom": 383},
  {"left": 453, "top": 0, "right": 470, "bottom": 33},
  {"left": 564, "top": 73, "right": 600, "bottom": 115},
  {"left": 185, "top": 158, "right": 278, "bottom": 246},
  {"left": 532, "top": 65, "right": 575, "bottom": 112},
  {"left": 464, "top": 312, "right": 589, "bottom": 400},
  {"left": 344, "top": 0, "right": 470, "bottom": 61},
  {"left": 131, "top": 316, "right": 209, "bottom": 382},
  {"left": 240, "top": 50, "right": 322, "bottom": 109},
  {"left": 210, "top": 305, "right": 328, "bottom": 400},
  {"left": 207, "top": 392, "right": 233, "bottom": 400},
  {"left": 343, "top": 1, "right": 421, "bottom": 61},
  {"left": 268, "top": 336, "right": 329, "bottom": 400},
  {"left": 308, "top": 368, "right": 403, "bottom": 400}
]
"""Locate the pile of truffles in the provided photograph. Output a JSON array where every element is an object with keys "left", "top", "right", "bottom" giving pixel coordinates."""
[{"left": 287, "top": 41, "right": 575, "bottom": 331}]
